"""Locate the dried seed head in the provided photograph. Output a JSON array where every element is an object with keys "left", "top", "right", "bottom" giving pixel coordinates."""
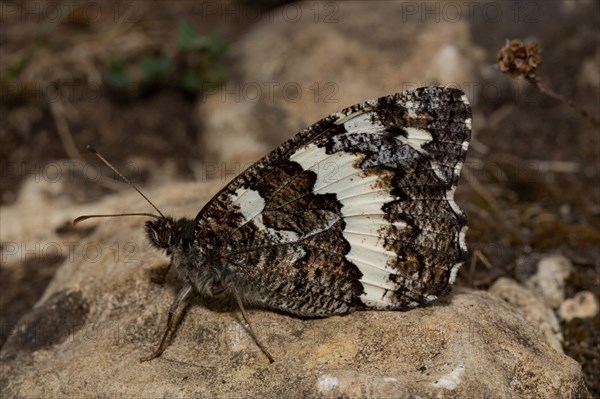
[{"left": 497, "top": 39, "right": 542, "bottom": 82}]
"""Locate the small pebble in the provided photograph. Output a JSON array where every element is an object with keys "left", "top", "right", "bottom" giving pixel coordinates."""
[
  {"left": 525, "top": 255, "right": 573, "bottom": 309},
  {"left": 559, "top": 291, "right": 599, "bottom": 322}
]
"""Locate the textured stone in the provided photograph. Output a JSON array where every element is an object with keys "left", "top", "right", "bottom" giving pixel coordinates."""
[
  {"left": 0, "top": 182, "right": 589, "bottom": 399},
  {"left": 489, "top": 277, "right": 563, "bottom": 353}
]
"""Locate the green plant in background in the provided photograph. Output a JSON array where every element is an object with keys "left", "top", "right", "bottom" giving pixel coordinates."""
[
  {"left": 105, "top": 57, "right": 131, "bottom": 91},
  {"left": 105, "top": 19, "right": 228, "bottom": 96},
  {"left": 176, "top": 20, "right": 228, "bottom": 93},
  {"left": 177, "top": 20, "right": 228, "bottom": 52},
  {"left": 139, "top": 55, "right": 171, "bottom": 86}
]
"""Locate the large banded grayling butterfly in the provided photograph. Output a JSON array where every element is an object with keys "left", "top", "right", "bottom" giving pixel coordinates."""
[{"left": 76, "top": 86, "right": 471, "bottom": 362}]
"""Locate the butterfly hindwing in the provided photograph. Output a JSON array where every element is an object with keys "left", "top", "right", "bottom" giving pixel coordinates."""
[{"left": 195, "top": 86, "right": 471, "bottom": 316}]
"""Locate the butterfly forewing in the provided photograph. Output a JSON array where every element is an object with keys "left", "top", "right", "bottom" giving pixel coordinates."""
[{"left": 195, "top": 87, "right": 471, "bottom": 316}]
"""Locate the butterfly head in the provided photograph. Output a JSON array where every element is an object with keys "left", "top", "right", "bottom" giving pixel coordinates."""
[
  {"left": 145, "top": 217, "right": 176, "bottom": 250},
  {"left": 73, "top": 146, "right": 200, "bottom": 257},
  {"left": 145, "top": 217, "right": 195, "bottom": 252}
]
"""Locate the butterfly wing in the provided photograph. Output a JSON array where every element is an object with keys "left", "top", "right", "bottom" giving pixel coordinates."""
[{"left": 195, "top": 87, "right": 471, "bottom": 316}]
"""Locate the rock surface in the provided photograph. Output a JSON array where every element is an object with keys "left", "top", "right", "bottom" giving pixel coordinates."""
[
  {"left": 0, "top": 182, "right": 590, "bottom": 399},
  {"left": 488, "top": 277, "right": 563, "bottom": 353}
]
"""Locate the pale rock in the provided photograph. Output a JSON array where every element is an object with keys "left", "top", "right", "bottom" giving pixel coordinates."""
[
  {"left": 0, "top": 182, "right": 589, "bottom": 399},
  {"left": 524, "top": 255, "right": 574, "bottom": 309},
  {"left": 559, "top": 291, "right": 600, "bottom": 322},
  {"left": 489, "top": 277, "right": 563, "bottom": 353}
]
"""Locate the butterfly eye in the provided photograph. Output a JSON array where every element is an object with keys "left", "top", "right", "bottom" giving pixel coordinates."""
[{"left": 161, "top": 228, "right": 173, "bottom": 246}]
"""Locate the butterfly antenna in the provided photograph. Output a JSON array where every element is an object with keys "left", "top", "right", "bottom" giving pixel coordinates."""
[
  {"left": 73, "top": 213, "right": 162, "bottom": 224},
  {"left": 84, "top": 145, "right": 165, "bottom": 218}
]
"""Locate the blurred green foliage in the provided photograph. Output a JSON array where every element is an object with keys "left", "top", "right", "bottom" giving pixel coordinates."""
[
  {"left": 105, "top": 58, "right": 131, "bottom": 91},
  {"left": 105, "top": 19, "right": 228, "bottom": 97}
]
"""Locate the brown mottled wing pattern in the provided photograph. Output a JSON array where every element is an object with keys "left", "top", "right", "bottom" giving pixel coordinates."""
[{"left": 194, "top": 87, "right": 471, "bottom": 316}]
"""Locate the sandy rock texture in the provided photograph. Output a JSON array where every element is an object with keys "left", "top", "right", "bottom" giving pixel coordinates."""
[
  {"left": 0, "top": 182, "right": 590, "bottom": 399},
  {"left": 489, "top": 277, "right": 563, "bottom": 353}
]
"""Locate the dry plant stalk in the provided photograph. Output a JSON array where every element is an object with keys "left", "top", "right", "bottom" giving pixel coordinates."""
[{"left": 497, "top": 39, "right": 599, "bottom": 128}]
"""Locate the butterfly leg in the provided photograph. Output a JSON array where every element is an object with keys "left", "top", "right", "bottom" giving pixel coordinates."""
[
  {"left": 140, "top": 283, "right": 193, "bottom": 362},
  {"left": 212, "top": 282, "right": 275, "bottom": 363}
]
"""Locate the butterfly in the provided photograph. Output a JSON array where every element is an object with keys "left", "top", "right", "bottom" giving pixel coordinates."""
[{"left": 76, "top": 86, "right": 471, "bottom": 362}]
